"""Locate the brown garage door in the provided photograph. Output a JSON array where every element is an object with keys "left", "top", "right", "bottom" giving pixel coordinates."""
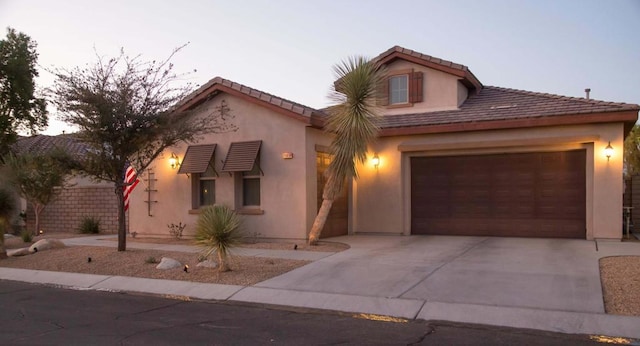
[{"left": 411, "top": 150, "right": 586, "bottom": 238}]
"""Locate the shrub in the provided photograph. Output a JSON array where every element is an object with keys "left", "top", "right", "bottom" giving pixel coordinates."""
[
  {"left": 145, "top": 256, "right": 158, "bottom": 264},
  {"left": 20, "top": 229, "right": 33, "bottom": 243},
  {"left": 195, "top": 205, "right": 243, "bottom": 272},
  {"left": 167, "top": 222, "right": 186, "bottom": 239},
  {"left": 78, "top": 216, "right": 100, "bottom": 234}
]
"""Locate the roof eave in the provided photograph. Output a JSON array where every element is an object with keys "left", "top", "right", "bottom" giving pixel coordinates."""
[
  {"left": 176, "top": 81, "right": 313, "bottom": 125},
  {"left": 376, "top": 51, "right": 483, "bottom": 92},
  {"left": 379, "top": 110, "right": 639, "bottom": 137}
]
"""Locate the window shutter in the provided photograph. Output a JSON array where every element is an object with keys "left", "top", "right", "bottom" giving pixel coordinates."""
[
  {"left": 409, "top": 71, "right": 423, "bottom": 103},
  {"left": 378, "top": 77, "right": 389, "bottom": 106}
]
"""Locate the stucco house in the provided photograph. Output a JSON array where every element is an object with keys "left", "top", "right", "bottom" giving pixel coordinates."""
[{"left": 129, "top": 46, "right": 639, "bottom": 241}]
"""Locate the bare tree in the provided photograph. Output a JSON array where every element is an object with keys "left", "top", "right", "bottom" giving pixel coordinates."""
[{"left": 50, "top": 46, "right": 236, "bottom": 251}]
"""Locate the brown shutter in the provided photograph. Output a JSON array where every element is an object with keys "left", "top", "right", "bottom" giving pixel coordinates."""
[
  {"left": 378, "top": 77, "right": 389, "bottom": 106},
  {"left": 222, "top": 140, "right": 262, "bottom": 172},
  {"left": 178, "top": 144, "right": 217, "bottom": 174},
  {"left": 409, "top": 71, "right": 423, "bottom": 103}
]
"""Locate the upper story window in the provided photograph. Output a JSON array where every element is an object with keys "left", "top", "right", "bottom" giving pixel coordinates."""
[
  {"left": 389, "top": 75, "right": 409, "bottom": 104},
  {"left": 382, "top": 70, "right": 423, "bottom": 107}
]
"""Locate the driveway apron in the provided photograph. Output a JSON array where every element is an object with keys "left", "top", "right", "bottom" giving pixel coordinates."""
[{"left": 256, "top": 235, "right": 606, "bottom": 313}]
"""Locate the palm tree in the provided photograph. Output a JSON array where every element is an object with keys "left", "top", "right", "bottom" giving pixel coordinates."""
[
  {"left": 308, "top": 57, "right": 385, "bottom": 245},
  {"left": 194, "top": 205, "right": 243, "bottom": 272}
]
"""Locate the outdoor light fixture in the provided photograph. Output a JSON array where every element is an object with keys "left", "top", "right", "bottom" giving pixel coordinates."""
[
  {"left": 169, "top": 153, "right": 180, "bottom": 169},
  {"left": 371, "top": 154, "right": 380, "bottom": 170},
  {"left": 604, "top": 141, "right": 614, "bottom": 161}
]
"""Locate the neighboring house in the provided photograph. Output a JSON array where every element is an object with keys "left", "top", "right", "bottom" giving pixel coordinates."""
[
  {"left": 12, "top": 135, "right": 119, "bottom": 233},
  {"left": 129, "top": 46, "right": 639, "bottom": 241}
]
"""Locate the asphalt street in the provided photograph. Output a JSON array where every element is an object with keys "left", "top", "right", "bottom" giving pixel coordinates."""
[{"left": 0, "top": 280, "right": 606, "bottom": 345}]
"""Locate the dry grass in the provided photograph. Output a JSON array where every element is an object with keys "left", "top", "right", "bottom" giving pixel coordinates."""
[{"left": 600, "top": 256, "right": 640, "bottom": 316}]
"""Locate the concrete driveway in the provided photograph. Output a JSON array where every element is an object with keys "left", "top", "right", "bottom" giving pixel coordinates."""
[{"left": 256, "top": 235, "right": 640, "bottom": 314}]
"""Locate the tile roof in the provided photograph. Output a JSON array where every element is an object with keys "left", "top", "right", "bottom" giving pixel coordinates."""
[
  {"left": 379, "top": 86, "right": 640, "bottom": 131},
  {"left": 175, "top": 77, "right": 322, "bottom": 124},
  {"left": 13, "top": 134, "right": 90, "bottom": 157},
  {"left": 373, "top": 45, "right": 472, "bottom": 74},
  {"left": 372, "top": 46, "right": 482, "bottom": 90}
]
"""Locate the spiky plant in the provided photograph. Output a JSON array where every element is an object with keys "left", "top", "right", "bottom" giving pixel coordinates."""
[
  {"left": 308, "top": 56, "right": 385, "bottom": 245},
  {"left": 0, "top": 185, "right": 16, "bottom": 259},
  {"left": 194, "top": 205, "right": 243, "bottom": 272}
]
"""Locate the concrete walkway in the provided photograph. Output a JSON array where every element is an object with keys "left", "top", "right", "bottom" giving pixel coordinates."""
[{"left": 2, "top": 234, "right": 640, "bottom": 339}]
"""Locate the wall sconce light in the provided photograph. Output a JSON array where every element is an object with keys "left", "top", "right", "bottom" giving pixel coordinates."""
[
  {"left": 371, "top": 153, "right": 380, "bottom": 170},
  {"left": 604, "top": 141, "right": 614, "bottom": 161},
  {"left": 169, "top": 153, "right": 180, "bottom": 169}
]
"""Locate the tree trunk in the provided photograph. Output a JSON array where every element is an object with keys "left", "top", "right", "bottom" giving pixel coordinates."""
[
  {"left": 33, "top": 203, "right": 44, "bottom": 236},
  {"left": 115, "top": 185, "right": 127, "bottom": 252},
  {"left": 308, "top": 198, "right": 334, "bottom": 245},
  {"left": 217, "top": 250, "right": 230, "bottom": 272},
  {"left": 0, "top": 219, "right": 7, "bottom": 259}
]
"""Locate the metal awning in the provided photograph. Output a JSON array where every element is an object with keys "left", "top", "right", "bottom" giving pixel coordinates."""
[
  {"left": 177, "top": 144, "right": 217, "bottom": 174},
  {"left": 222, "top": 140, "right": 262, "bottom": 173}
]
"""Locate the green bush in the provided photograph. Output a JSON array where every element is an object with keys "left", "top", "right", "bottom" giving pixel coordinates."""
[
  {"left": 195, "top": 205, "right": 243, "bottom": 272},
  {"left": 20, "top": 229, "right": 32, "bottom": 243},
  {"left": 78, "top": 216, "right": 100, "bottom": 234}
]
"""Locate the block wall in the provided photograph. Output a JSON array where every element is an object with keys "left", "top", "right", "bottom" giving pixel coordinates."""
[{"left": 26, "top": 186, "right": 122, "bottom": 234}]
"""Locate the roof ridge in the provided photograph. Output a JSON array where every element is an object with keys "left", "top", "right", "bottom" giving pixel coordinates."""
[
  {"left": 484, "top": 85, "right": 640, "bottom": 108},
  {"left": 178, "top": 76, "right": 320, "bottom": 118},
  {"left": 373, "top": 45, "right": 470, "bottom": 72}
]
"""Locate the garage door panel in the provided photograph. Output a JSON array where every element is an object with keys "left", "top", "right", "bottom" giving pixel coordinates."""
[{"left": 411, "top": 150, "right": 586, "bottom": 239}]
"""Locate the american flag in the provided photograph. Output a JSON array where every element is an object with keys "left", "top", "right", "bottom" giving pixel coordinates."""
[{"left": 123, "top": 162, "right": 139, "bottom": 212}]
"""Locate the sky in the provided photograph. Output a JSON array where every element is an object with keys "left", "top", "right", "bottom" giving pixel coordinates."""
[{"left": 1, "top": 0, "right": 639, "bottom": 135}]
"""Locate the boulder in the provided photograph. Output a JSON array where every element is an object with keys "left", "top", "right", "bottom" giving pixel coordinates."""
[
  {"left": 4, "top": 234, "right": 15, "bottom": 239},
  {"left": 156, "top": 257, "right": 182, "bottom": 270},
  {"left": 29, "top": 239, "right": 65, "bottom": 253},
  {"left": 196, "top": 260, "right": 218, "bottom": 268},
  {"left": 7, "top": 247, "right": 30, "bottom": 257}
]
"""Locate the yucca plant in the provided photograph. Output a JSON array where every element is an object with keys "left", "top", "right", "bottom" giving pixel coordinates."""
[
  {"left": 194, "top": 205, "right": 243, "bottom": 272},
  {"left": 308, "top": 56, "right": 385, "bottom": 245}
]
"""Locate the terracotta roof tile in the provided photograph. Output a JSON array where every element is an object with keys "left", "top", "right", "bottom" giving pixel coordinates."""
[
  {"left": 176, "top": 77, "right": 320, "bottom": 123},
  {"left": 378, "top": 86, "right": 640, "bottom": 130},
  {"left": 12, "top": 134, "right": 91, "bottom": 157}
]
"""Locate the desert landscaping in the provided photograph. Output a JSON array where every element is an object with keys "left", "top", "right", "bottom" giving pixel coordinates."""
[
  {"left": 1, "top": 232, "right": 348, "bottom": 286},
  {"left": 2, "top": 232, "right": 639, "bottom": 317}
]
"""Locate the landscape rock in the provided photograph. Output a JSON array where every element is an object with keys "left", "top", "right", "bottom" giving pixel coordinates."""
[
  {"left": 196, "top": 260, "right": 218, "bottom": 268},
  {"left": 29, "top": 239, "right": 66, "bottom": 253},
  {"left": 4, "top": 234, "right": 15, "bottom": 239},
  {"left": 7, "top": 247, "right": 30, "bottom": 257},
  {"left": 156, "top": 257, "right": 182, "bottom": 270}
]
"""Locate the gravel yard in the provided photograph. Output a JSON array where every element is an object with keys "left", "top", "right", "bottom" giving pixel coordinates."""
[{"left": 599, "top": 256, "right": 640, "bottom": 316}]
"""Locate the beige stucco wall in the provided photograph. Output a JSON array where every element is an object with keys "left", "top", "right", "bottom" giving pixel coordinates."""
[
  {"left": 353, "top": 122, "right": 625, "bottom": 240},
  {"left": 383, "top": 60, "right": 466, "bottom": 115},
  {"left": 129, "top": 93, "right": 317, "bottom": 240}
]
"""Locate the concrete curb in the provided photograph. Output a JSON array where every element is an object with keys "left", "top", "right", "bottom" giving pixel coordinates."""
[
  {"left": 229, "top": 286, "right": 425, "bottom": 320},
  {"left": 418, "top": 301, "right": 640, "bottom": 339}
]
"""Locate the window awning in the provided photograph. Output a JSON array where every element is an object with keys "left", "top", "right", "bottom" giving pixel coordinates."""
[
  {"left": 177, "top": 144, "right": 217, "bottom": 174},
  {"left": 222, "top": 140, "right": 262, "bottom": 172}
]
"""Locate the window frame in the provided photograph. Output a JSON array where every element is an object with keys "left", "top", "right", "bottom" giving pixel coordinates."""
[
  {"left": 191, "top": 163, "right": 217, "bottom": 210},
  {"left": 383, "top": 69, "right": 423, "bottom": 108},
  {"left": 388, "top": 74, "right": 409, "bottom": 105}
]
